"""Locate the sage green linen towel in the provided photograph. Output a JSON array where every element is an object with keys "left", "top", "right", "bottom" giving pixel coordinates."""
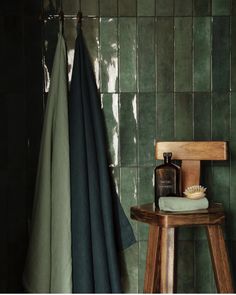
[
  {"left": 159, "top": 197, "right": 209, "bottom": 212},
  {"left": 23, "top": 27, "right": 72, "bottom": 293}
]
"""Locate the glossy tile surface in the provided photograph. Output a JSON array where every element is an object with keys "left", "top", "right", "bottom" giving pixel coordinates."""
[
  {"left": 138, "top": 0, "right": 155, "bottom": 16},
  {"left": 174, "top": 17, "right": 193, "bottom": 92},
  {"left": 156, "top": 93, "right": 174, "bottom": 140},
  {"left": 119, "top": 17, "right": 136, "bottom": 92},
  {"left": 175, "top": 93, "right": 193, "bottom": 140},
  {"left": 156, "top": 17, "right": 174, "bottom": 92},
  {"left": 101, "top": 94, "right": 119, "bottom": 166},
  {"left": 138, "top": 167, "right": 154, "bottom": 240},
  {"left": 100, "top": 0, "right": 117, "bottom": 16},
  {"left": 212, "top": 0, "right": 231, "bottom": 15},
  {"left": 212, "top": 17, "right": 230, "bottom": 91},
  {"left": 212, "top": 92, "right": 230, "bottom": 140},
  {"left": 193, "top": 17, "right": 211, "bottom": 91},
  {"left": 138, "top": 17, "right": 155, "bottom": 92},
  {"left": 119, "top": 0, "right": 136, "bottom": 16},
  {"left": 193, "top": 0, "right": 211, "bottom": 16},
  {"left": 175, "top": 0, "right": 193, "bottom": 16},
  {"left": 156, "top": 0, "right": 174, "bottom": 16},
  {"left": 120, "top": 167, "right": 138, "bottom": 237},
  {"left": 194, "top": 92, "right": 211, "bottom": 139},
  {"left": 100, "top": 18, "right": 118, "bottom": 92},
  {"left": 177, "top": 241, "right": 195, "bottom": 293},
  {"left": 138, "top": 93, "right": 156, "bottom": 165},
  {"left": 230, "top": 93, "right": 236, "bottom": 239},
  {"left": 231, "top": 17, "right": 236, "bottom": 91},
  {"left": 119, "top": 93, "right": 137, "bottom": 166},
  {"left": 81, "top": 0, "right": 98, "bottom": 15},
  {"left": 195, "top": 240, "right": 215, "bottom": 293}
]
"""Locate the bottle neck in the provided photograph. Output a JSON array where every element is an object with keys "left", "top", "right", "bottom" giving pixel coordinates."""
[{"left": 164, "top": 156, "right": 171, "bottom": 164}]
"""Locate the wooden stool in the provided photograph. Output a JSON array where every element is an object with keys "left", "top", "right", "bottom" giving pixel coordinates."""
[{"left": 131, "top": 141, "right": 234, "bottom": 293}]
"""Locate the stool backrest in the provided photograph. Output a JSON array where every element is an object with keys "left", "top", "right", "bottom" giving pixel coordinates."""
[{"left": 155, "top": 141, "right": 227, "bottom": 192}]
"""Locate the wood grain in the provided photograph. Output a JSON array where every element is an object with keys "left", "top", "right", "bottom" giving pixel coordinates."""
[
  {"left": 159, "top": 228, "right": 175, "bottom": 293},
  {"left": 206, "top": 225, "right": 234, "bottom": 293},
  {"left": 144, "top": 225, "right": 161, "bottom": 293},
  {"left": 155, "top": 141, "right": 227, "bottom": 160},
  {"left": 131, "top": 203, "right": 225, "bottom": 227},
  {"left": 181, "top": 160, "right": 200, "bottom": 191}
]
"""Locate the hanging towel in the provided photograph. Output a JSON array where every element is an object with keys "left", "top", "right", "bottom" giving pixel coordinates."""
[
  {"left": 23, "top": 27, "right": 72, "bottom": 293},
  {"left": 69, "top": 24, "right": 136, "bottom": 293}
]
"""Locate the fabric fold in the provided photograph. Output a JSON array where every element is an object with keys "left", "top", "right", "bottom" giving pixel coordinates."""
[
  {"left": 69, "top": 24, "right": 136, "bottom": 293},
  {"left": 23, "top": 29, "right": 72, "bottom": 293}
]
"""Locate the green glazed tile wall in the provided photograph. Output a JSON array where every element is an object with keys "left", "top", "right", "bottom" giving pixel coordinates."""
[{"left": 43, "top": 0, "right": 236, "bottom": 292}]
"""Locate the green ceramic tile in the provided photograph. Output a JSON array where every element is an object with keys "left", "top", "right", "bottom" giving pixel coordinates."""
[
  {"left": 120, "top": 167, "right": 138, "bottom": 237},
  {"left": 193, "top": 0, "right": 211, "bottom": 16},
  {"left": 175, "top": 93, "right": 193, "bottom": 140},
  {"left": 121, "top": 243, "right": 139, "bottom": 293},
  {"left": 138, "top": 241, "right": 148, "bottom": 292},
  {"left": 101, "top": 94, "right": 119, "bottom": 166},
  {"left": 138, "top": 93, "right": 156, "bottom": 165},
  {"left": 119, "top": 93, "right": 137, "bottom": 166},
  {"left": 138, "top": 167, "right": 155, "bottom": 241},
  {"left": 195, "top": 240, "right": 214, "bottom": 293},
  {"left": 174, "top": 17, "right": 193, "bottom": 92},
  {"left": 156, "top": 0, "right": 174, "bottom": 16},
  {"left": 156, "top": 93, "right": 174, "bottom": 140},
  {"left": 100, "top": 18, "right": 118, "bottom": 93},
  {"left": 230, "top": 93, "right": 236, "bottom": 239},
  {"left": 212, "top": 0, "right": 231, "bottom": 15},
  {"left": 193, "top": 17, "right": 211, "bottom": 92},
  {"left": 231, "top": 17, "right": 236, "bottom": 91},
  {"left": 119, "top": 0, "right": 136, "bottom": 16},
  {"left": 138, "top": 0, "right": 155, "bottom": 16},
  {"left": 194, "top": 92, "right": 211, "bottom": 140},
  {"left": 62, "top": 0, "right": 80, "bottom": 14},
  {"left": 43, "top": 0, "right": 59, "bottom": 12},
  {"left": 110, "top": 167, "right": 120, "bottom": 197},
  {"left": 212, "top": 93, "right": 230, "bottom": 140},
  {"left": 138, "top": 167, "right": 155, "bottom": 204},
  {"left": 138, "top": 17, "right": 155, "bottom": 92},
  {"left": 175, "top": 0, "right": 193, "bottom": 16},
  {"left": 119, "top": 17, "right": 136, "bottom": 92},
  {"left": 156, "top": 17, "right": 174, "bottom": 92},
  {"left": 233, "top": 1, "right": 236, "bottom": 15},
  {"left": 212, "top": 161, "right": 230, "bottom": 212},
  {"left": 100, "top": 0, "right": 117, "bottom": 16},
  {"left": 177, "top": 240, "right": 195, "bottom": 293},
  {"left": 82, "top": 18, "right": 99, "bottom": 84},
  {"left": 212, "top": 17, "right": 230, "bottom": 92},
  {"left": 81, "top": 0, "right": 98, "bottom": 16}
]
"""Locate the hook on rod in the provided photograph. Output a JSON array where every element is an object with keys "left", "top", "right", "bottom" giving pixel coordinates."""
[{"left": 77, "top": 11, "right": 82, "bottom": 25}]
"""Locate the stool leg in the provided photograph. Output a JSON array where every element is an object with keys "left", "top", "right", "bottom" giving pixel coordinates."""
[
  {"left": 144, "top": 225, "right": 161, "bottom": 293},
  {"left": 160, "top": 227, "right": 175, "bottom": 293},
  {"left": 206, "top": 225, "right": 234, "bottom": 293}
]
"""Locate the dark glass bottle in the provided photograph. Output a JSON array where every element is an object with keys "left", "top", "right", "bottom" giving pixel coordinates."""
[{"left": 155, "top": 152, "right": 181, "bottom": 207}]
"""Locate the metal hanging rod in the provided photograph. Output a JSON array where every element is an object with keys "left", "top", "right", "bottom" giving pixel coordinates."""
[{"left": 40, "top": 12, "right": 96, "bottom": 21}]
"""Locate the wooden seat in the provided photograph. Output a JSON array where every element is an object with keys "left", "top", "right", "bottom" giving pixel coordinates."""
[{"left": 130, "top": 141, "right": 234, "bottom": 293}]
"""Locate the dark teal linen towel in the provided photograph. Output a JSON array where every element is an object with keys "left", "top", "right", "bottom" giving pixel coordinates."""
[
  {"left": 159, "top": 197, "right": 209, "bottom": 212},
  {"left": 69, "top": 24, "right": 136, "bottom": 293}
]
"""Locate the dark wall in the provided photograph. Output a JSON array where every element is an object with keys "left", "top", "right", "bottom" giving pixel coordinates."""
[{"left": 0, "top": 1, "right": 43, "bottom": 292}]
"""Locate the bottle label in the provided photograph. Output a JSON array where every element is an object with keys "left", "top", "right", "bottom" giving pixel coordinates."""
[{"left": 156, "top": 169, "right": 176, "bottom": 196}]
